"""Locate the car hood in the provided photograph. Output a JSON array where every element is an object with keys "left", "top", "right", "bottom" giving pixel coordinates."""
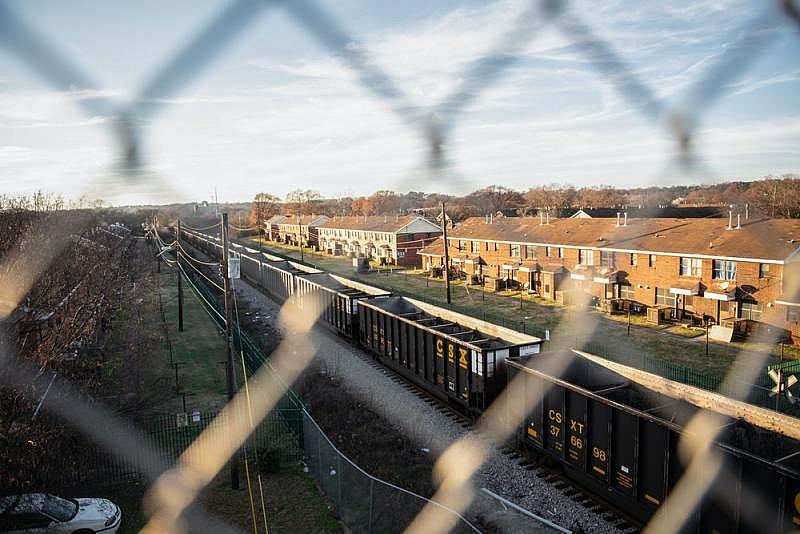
[{"left": 74, "top": 498, "right": 118, "bottom": 522}]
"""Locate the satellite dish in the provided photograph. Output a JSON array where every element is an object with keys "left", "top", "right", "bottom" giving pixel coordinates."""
[{"left": 719, "top": 281, "right": 729, "bottom": 290}]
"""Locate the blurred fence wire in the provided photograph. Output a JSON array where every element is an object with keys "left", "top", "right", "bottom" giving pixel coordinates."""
[{"left": 2, "top": 0, "right": 800, "bottom": 533}]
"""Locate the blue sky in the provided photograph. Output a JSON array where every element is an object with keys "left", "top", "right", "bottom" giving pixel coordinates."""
[{"left": 0, "top": 0, "right": 798, "bottom": 205}]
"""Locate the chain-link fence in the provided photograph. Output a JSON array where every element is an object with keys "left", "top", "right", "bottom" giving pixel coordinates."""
[
  {"left": 302, "top": 412, "right": 480, "bottom": 534},
  {"left": 2, "top": 0, "right": 800, "bottom": 533}
]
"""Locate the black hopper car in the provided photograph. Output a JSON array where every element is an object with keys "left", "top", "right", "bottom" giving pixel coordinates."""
[
  {"left": 359, "top": 296, "right": 542, "bottom": 414},
  {"left": 507, "top": 351, "right": 800, "bottom": 532}
]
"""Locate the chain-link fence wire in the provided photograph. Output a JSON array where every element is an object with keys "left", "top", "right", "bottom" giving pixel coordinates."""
[
  {"left": 302, "top": 412, "right": 480, "bottom": 534},
  {"left": 2, "top": 0, "right": 800, "bottom": 532}
]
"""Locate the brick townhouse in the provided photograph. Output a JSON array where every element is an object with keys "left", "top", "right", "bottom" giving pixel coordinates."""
[
  {"left": 419, "top": 215, "right": 800, "bottom": 342},
  {"left": 276, "top": 214, "right": 329, "bottom": 247},
  {"left": 263, "top": 214, "right": 288, "bottom": 241},
  {"left": 317, "top": 215, "right": 442, "bottom": 266}
]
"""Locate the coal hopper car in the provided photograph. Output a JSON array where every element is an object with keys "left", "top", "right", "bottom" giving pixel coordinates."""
[
  {"left": 507, "top": 351, "right": 800, "bottom": 532},
  {"left": 294, "top": 273, "right": 389, "bottom": 339},
  {"left": 358, "top": 296, "right": 542, "bottom": 414}
]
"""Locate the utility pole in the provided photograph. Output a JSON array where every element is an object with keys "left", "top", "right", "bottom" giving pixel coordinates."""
[
  {"left": 176, "top": 219, "right": 184, "bottom": 332},
  {"left": 297, "top": 214, "right": 305, "bottom": 263},
  {"left": 441, "top": 201, "right": 451, "bottom": 305},
  {"left": 220, "top": 213, "right": 240, "bottom": 490}
]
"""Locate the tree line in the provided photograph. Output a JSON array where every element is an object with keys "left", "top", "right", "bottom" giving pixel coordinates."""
[{"left": 247, "top": 174, "right": 800, "bottom": 223}]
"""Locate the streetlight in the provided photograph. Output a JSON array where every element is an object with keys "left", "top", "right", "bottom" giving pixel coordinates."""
[{"left": 522, "top": 316, "right": 533, "bottom": 334}]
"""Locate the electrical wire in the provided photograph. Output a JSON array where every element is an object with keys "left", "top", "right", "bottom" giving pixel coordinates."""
[
  {"left": 182, "top": 221, "right": 222, "bottom": 232},
  {"left": 230, "top": 224, "right": 259, "bottom": 232},
  {"left": 175, "top": 241, "right": 220, "bottom": 266},
  {"left": 177, "top": 251, "right": 224, "bottom": 292},
  {"left": 177, "top": 262, "right": 225, "bottom": 323}
]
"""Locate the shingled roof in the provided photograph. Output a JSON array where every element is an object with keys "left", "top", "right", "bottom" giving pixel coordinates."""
[
  {"left": 319, "top": 215, "right": 438, "bottom": 233},
  {"left": 442, "top": 217, "right": 800, "bottom": 262}
]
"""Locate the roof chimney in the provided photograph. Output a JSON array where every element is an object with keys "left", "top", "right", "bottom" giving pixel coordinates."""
[
  {"left": 546, "top": 211, "right": 550, "bottom": 225},
  {"left": 727, "top": 211, "right": 732, "bottom": 230},
  {"left": 616, "top": 212, "right": 621, "bottom": 227},
  {"left": 490, "top": 213, "right": 493, "bottom": 224},
  {"left": 623, "top": 212, "right": 628, "bottom": 226}
]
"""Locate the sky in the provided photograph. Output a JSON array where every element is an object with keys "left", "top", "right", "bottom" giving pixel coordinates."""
[{"left": 0, "top": 0, "right": 798, "bottom": 205}]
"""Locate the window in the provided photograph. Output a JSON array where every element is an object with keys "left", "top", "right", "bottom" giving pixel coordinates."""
[
  {"left": 458, "top": 240, "right": 466, "bottom": 250},
  {"left": 684, "top": 295, "right": 694, "bottom": 307},
  {"left": 788, "top": 307, "right": 800, "bottom": 322},
  {"left": 649, "top": 254, "right": 656, "bottom": 268},
  {"left": 558, "top": 247, "right": 564, "bottom": 258},
  {"left": 760, "top": 263, "right": 770, "bottom": 278},
  {"left": 680, "top": 257, "right": 702, "bottom": 277},
  {"left": 739, "top": 301, "right": 762, "bottom": 321},
  {"left": 493, "top": 242, "right": 499, "bottom": 252},
  {"left": 600, "top": 251, "right": 615, "bottom": 269},
  {"left": 545, "top": 246, "right": 552, "bottom": 257},
  {"left": 630, "top": 253, "right": 637, "bottom": 266},
  {"left": 655, "top": 287, "right": 676, "bottom": 307},
  {"left": 510, "top": 244, "right": 521, "bottom": 257},
  {"left": 578, "top": 249, "right": 594, "bottom": 265},
  {"left": 471, "top": 241, "right": 481, "bottom": 253},
  {"left": 712, "top": 260, "right": 737, "bottom": 280},
  {"left": 525, "top": 245, "right": 536, "bottom": 258},
  {"left": 619, "top": 284, "right": 635, "bottom": 299}
]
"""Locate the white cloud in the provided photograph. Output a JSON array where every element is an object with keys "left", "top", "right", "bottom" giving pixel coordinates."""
[{"left": 0, "top": 0, "right": 797, "bottom": 204}]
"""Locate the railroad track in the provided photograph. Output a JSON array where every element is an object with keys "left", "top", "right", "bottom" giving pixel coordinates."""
[{"left": 351, "top": 341, "right": 642, "bottom": 533}]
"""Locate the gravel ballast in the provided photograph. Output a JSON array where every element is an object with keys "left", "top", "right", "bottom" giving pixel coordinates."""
[{"left": 231, "top": 277, "right": 628, "bottom": 534}]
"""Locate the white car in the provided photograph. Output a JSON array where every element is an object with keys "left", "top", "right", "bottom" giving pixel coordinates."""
[{"left": 0, "top": 493, "right": 121, "bottom": 533}]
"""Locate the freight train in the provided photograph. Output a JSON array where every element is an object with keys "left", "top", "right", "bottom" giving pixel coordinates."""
[
  {"left": 180, "top": 228, "right": 543, "bottom": 413},
  {"left": 177, "top": 226, "right": 800, "bottom": 532}
]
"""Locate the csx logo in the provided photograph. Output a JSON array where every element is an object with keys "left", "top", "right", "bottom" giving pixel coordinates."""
[{"left": 548, "top": 410, "right": 562, "bottom": 424}]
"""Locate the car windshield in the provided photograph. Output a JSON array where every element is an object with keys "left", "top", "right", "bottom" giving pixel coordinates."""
[{"left": 41, "top": 495, "right": 77, "bottom": 522}]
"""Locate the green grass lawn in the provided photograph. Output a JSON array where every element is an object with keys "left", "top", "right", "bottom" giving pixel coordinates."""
[
  {"left": 248, "top": 238, "right": 783, "bottom": 381},
  {"left": 156, "top": 268, "right": 229, "bottom": 409}
]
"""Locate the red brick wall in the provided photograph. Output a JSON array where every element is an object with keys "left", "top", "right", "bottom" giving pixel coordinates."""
[
  {"left": 438, "top": 239, "right": 792, "bottom": 331},
  {"left": 396, "top": 232, "right": 441, "bottom": 266}
]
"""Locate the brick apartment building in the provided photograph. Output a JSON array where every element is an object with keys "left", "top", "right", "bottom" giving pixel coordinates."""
[
  {"left": 276, "top": 215, "right": 329, "bottom": 247},
  {"left": 317, "top": 215, "right": 442, "bottom": 266},
  {"left": 419, "top": 215, "right": 800, "bottom": 342},
  {"left": 263, "top": 214, "right": 288, "bottom": 241}
]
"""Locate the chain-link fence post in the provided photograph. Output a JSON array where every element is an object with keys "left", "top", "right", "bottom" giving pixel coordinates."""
[{"left": 368, "top": 478, "right": 374, "bottom": 534}]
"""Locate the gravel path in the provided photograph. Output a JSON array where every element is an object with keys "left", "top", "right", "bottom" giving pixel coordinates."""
[{"left": 231, "top": 278, "right": 627, "bottom": 534}]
